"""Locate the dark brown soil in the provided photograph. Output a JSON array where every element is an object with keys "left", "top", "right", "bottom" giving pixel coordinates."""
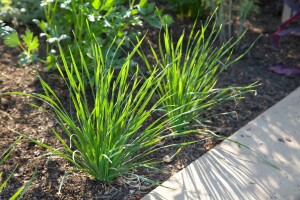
[{"left": 1, "top": 2, "right": 300, "bottom": 200}]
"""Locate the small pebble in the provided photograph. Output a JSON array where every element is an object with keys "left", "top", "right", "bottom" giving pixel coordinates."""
[
  {"left": 163, "top": 155, "right": 174, "bottom": 163},
  {"left": 129, "top": 190, "right": 135, "bottom": 194},
  {"left": 285, "top": 137, "right": 292, "bottom": 142}
]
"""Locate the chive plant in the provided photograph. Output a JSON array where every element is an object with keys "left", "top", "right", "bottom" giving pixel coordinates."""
[
  {"left": 4, "top": 34, "right": 193, "bottom": 182},
  {"left": 1, "top": 17, "right": 257, "bottom": 185},
  {"left": 139, "top": 16, "right": 257, "bottom": 132}
]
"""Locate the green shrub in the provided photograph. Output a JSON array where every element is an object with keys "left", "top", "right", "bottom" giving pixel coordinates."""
[{"left": 139, "top": 17, "right": 257, "bottom": 132}]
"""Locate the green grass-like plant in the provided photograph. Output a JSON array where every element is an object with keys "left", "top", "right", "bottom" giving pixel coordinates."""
[
  {"left": 5, "top": 35, "right": 193, "bottom": 183},
  {"left": 139, "top": 17, "right": 257, "bottom": 132},
  {"left": 1, "top": 16, "right": 257, "bottom": 188}
]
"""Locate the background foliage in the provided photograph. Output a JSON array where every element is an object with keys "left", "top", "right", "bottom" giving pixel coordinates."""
[{"left": 0, "top": 0, "right": 43, "bottom": 25}]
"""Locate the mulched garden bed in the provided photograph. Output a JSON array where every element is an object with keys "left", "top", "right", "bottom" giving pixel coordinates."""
[{"left": 1, "top": 1, "right": 300, "bottom": 199}]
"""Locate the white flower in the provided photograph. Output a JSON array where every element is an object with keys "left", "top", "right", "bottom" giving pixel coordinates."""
[
  {"left": 47, "top": 34, "right": 69, "bottom": 43},
  {"left": 88, "top": 14, "right": 95, "bottom": 22},
  {"left": 124, "top": 10, "right": 131, "bottom": 18},
  {"left": 40, "top": 0, "right": 55, "bottom": 7},
  {"left": 40, "top": 33, "right": 47, "bottom": 37},
  {"left": 32, "top": 19, "right": 40, "bottom": 23},
  {"left": 104, "top": 19, "right": 111, "bottom": 27},
  {"left": 50, "top": 49, "right": 56, "bottom": 54},
  {"left": 47, "top": 37, "right": 58, "bottom": 43},
  {"left": 0, "top": 25, "right": 15, "bottom": 36},
  {"left": 61, "top": 0, "right": 71, "bottom": 8}
]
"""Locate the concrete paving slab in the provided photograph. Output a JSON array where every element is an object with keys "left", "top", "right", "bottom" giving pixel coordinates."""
[{"left": 143, "top": 87, "right": 300, "bottom": 200}]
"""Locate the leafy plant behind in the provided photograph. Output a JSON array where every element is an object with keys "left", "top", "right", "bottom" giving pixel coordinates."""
[
  {"left": 37, "top": 0, "right": 172, "bottom": 69},
  {"left": 1, "top": 0, "right": 172, "bottom": 70},
  {"left": 166, "top": 0, "right": 211, "bottom": 19},
  {"left": 209, "top": 0, "right": 259, "bottom": 44},
  {"left": 0, "top": 22, "right": 40, "bottom": 66},
  {"left": 139, "top": 17, "right": 257, "bottom": 132},
  {"left": 166, "top": 0, "right": 258, "bottom": 43},
  {"left": 0, "top": 0, "right": 44, "bottom": 25}
]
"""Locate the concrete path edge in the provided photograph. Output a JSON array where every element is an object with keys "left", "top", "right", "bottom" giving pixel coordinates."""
[{"left": 142, "top": 87, "right": 300, "bottom": 200}]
